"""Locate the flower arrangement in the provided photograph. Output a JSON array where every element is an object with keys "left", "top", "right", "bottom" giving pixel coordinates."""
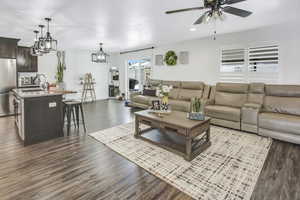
[
  {"left": 156, "top": 85, "right": 173, "bottom": 97},
  {"left": 156, "top": 84, "right": 173, "bottom": 110}
]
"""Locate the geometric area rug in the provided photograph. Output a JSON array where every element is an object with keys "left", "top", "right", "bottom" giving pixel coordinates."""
[{"left": 89, "top": 122, "right": 272, "bottom": 200}]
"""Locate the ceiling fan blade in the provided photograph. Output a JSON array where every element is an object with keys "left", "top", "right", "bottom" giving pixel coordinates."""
[
  {"left": 165, "top": 7, "right": 205, "bottom": 14},
  {"left": 222, "top": 6, "right": 252, "bottom": 17},
  {"left": 224, "top": 0, "right": 247, "bottom": 5},
  {"left": 193, "top": 11, "right": 209, "bottom": 25}
]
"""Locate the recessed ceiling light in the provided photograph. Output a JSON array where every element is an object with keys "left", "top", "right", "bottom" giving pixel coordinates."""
[{"left": 189, "top": 27, "right": 197, "bottom": 32}]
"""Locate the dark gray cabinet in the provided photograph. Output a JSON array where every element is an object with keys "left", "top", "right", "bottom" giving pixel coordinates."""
[
  {"left": 17, "top": 46, "right": 38, "bottom": 72},
  {"left": 0, "top": 37, "right": 19, "bottom": 59},
  {"left": 23, "top": 95, "right": 63, "bottom": 146}
]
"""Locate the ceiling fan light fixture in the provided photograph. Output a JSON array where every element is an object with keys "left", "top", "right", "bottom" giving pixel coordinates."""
[{"left": 204, "top": 12, "right": 213, "bottom": 24}]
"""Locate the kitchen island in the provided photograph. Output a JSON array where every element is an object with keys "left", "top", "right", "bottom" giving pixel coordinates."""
[{"left": 13, "top": 88, "right": 64, "bottom": 146}]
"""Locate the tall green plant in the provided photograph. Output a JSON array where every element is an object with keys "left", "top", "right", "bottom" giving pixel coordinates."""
[
  {"left": 191, "top": 97, "right": 202, "bottom": 113},
  {"left": 56, "top": 61, "right": 64, "bottom": 83},
  {"left": 56, "top": 51, "right": 64, "bottom": 83}
]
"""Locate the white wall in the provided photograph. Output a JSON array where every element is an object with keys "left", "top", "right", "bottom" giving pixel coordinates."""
[
  {"left": 112, "top": 21, "right": 300, "bottom": 94},
  {"left": 39, "top": 50, "right": 109, "bottom": 100}
]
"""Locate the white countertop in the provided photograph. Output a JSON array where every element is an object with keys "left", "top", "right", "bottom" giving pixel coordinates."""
[{"left": 13, "top": 88, "right": 64, "bottom": 98}]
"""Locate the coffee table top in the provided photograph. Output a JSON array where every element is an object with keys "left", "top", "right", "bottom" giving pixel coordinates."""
[{"left": 135, "top": 110, "right": 210, "bottom": 129}]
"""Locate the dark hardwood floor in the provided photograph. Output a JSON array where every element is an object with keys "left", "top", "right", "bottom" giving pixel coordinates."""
[{"left": 0, "top": 100, "right": 299, "bottom": 200}]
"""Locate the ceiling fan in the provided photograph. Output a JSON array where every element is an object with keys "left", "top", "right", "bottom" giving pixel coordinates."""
[{"left": 165, "top": 0, "right": 252, "bottom": 25}]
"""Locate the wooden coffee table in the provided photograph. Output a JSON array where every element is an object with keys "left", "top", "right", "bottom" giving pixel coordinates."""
[{"left": 134, "top": 110, "right": 211, "bottom": 161}]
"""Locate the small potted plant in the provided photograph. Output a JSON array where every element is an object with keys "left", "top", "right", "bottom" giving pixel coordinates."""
[{"left": 188, "top": 97, "right": 205, "bottom": 120}]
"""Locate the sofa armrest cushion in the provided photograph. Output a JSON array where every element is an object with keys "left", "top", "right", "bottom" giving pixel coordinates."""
[
  {"left": 130, "top": 91, "right": 142, "bottom": 99},
  {"left": 242, "top": 103, "right": 262, "bottom": 125}
]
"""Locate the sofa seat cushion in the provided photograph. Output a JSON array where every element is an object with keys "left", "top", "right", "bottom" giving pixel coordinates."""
[
  {"left": 205, "top": 105, "right": 241, "bottom": 122},
  {"left": 132, "top": 95, "right": 159, "bottom": 105},
  {"left": 169, "top": 99, "right": 190, "bottom": 112},
  {"left": 259, "top": 112, "right": 300, "bottom": 135}
]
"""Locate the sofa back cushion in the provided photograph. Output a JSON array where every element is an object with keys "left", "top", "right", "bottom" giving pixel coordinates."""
[
  {"left": 178, "top": 89, "right": 203, "bottom": 101},
  {"left": 215, "top": 83, "right": 248, "bottom": 108},
  {"left": 178, "top": 81, "right": 205, "bottom": 101},
  {"left": 263, "top": 85, "right": 300, "bottom": 116},
  {"left": 169, "top": 88, "right": 180, "bottom": 99},
  {"left": 247, "top": 83, "right": 265, "bottom": 104},
  {"left": 215, "top": 92, "right": 248, "bottom": 108},
  {"left": 161, "top": 80, "right": 181, "bottom": 88},
  {"left": 264, "top": 96, "right": 300, "bottom": 116},
  {"left": 149, "top": 79, "right": 161, "bottom": 88},
  {"left": 181, "top": 81, "right": 204, "bottom": 90},
  {"left": 265, "top": 85, "right": 300, "bottom": 97}
]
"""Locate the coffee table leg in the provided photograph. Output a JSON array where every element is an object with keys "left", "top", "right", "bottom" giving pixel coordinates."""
[
  {"left": 185, "top": 135, "right": 192, "bottom": 161},
  {"left": 134, "top": 116, "right": 140, "bottom": 138},
  {"left": 207, "top": 126, "right": 210, "bottom": 142}
]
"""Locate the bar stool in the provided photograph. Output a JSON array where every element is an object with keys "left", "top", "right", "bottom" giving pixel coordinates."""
[{"left": 63, "top": 101, "right": 87, "bottom": 135}]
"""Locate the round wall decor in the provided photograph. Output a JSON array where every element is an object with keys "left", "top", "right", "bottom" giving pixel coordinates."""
[{"left": 164, "top": 50, "right": 178, "bottom": 66}]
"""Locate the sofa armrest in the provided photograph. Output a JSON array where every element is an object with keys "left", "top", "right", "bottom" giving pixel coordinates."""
[
  {"left": 129, "top": 91, "right": 142, "bottom": 100},
  {"left": 241, "top": 103, "right": 262, "bottom": 126}
]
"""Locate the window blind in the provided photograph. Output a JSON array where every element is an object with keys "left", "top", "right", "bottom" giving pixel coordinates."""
[
  {"left": 248, "top": 45, "right": 279, "bottom": 83},
  {"left": 220, "top": 48, "right": 246, "bottom": 82}
]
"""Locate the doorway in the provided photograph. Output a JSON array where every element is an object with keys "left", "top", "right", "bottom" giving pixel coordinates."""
[{"left": 125, "top": 59, "right": 151, "bottom": 99}]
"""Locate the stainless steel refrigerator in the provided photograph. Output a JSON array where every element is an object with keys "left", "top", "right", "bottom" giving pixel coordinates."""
[{"left": 0, "top": 58, "right": 16, "bottom": 116}]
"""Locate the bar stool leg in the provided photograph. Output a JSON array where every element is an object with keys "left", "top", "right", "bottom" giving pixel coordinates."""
[
  {"left": 79, "top": 104, "right": 87, "bottom": 133},
  {"left": 71, "top": 107, "right": 77, "bottom": 128},
  {"left": 66, "top": 106, "right": 71, "bottom": 136},
  {"left": 63, "top": 105, "right": 66, "bottom": 125},
  {"left": 75, "top": 105, "right": 80, "bottom": 129}
]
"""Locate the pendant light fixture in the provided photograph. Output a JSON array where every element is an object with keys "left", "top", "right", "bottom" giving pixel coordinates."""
[
  {"left": 44, "top": 18, "right": 57, "bottom": 51},
  {"left": 30, "top": 17, "right": 58, "bottom": 56},
  {"left": 37, "top": 25, "right": 49, "bottom": 53},
  {"left": 30, "top": 30, "right": 43, "bottom": 56},
  {"left": 91, "top": 43, "right": 107, "bottom": 63}
]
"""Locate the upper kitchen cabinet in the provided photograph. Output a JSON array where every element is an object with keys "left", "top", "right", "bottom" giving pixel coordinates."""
[
  {"left": 17, "top": 46, "right": 38, "bottom": 72},
  {"left": 0, "top": 37, "right": 19, "bottom": 59}
]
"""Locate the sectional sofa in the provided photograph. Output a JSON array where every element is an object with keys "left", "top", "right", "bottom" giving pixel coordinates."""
[{"left": 128, "top": 80, "right": 300, "bottom": 145}]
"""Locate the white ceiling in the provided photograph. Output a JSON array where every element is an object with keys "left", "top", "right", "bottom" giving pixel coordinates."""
[{"left": 0, "top": 0, "right": 299, "bottom": 52}]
